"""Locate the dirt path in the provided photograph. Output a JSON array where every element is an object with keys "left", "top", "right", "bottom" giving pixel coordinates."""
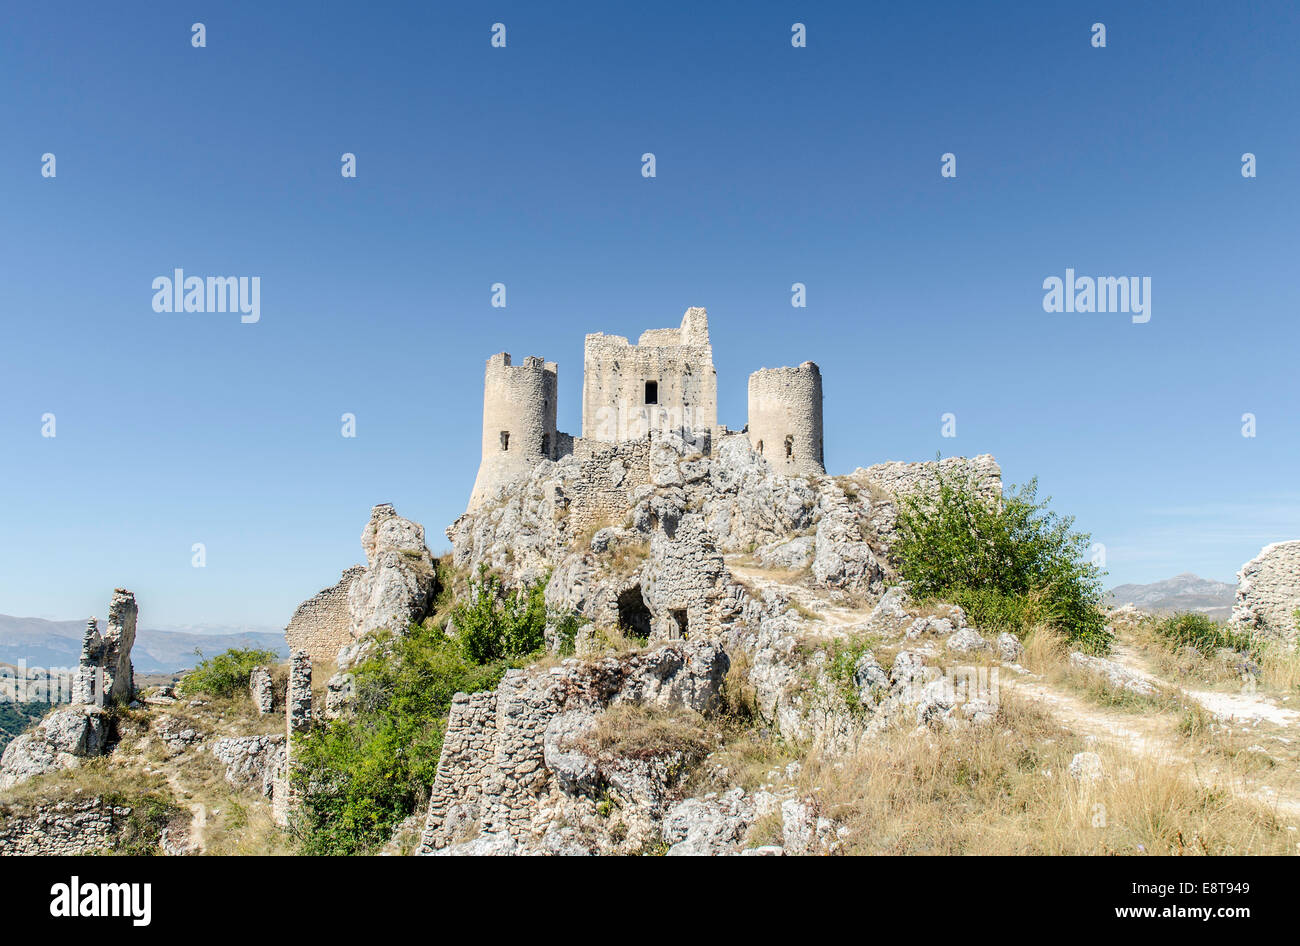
[
  {"left": 1005, "top": 668, "right": 1300, "bottom": 817},
  {"left": 163, "top": 769, "right": 207, "bottom": 853},
  {"left": 1111, "top": 642, "right": 1300, "bottom": 726}
]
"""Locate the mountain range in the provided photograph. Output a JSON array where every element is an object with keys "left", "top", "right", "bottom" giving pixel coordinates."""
[
  {"left": 1106, "top": 573, "right": 1236, "bottom": 620},
  {"left": 0, "top": 614, "right": 288, "bottom": 674}
]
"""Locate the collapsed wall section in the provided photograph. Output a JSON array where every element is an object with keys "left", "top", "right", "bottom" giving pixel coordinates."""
[{"left": 284, "top": 566, "right": 365, "bottom": 660}]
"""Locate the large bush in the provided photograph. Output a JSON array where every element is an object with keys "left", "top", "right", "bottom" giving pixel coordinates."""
[
  {"left": 177, "top": 647, "right": 277, "bottom": 698},
  {"left": 451, "top": 569, "right": 547, "bottom": 663},
  {"left": 894, "top": 472, "right": 1110, "bottom": 653}
]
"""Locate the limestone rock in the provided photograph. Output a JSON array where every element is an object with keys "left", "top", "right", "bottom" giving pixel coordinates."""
[
  {"left": 663, "top": 789, "right": 755, "bottom": 856},
  {"left": 0, "top": 706, "right": 111, "bottom": 789},
  {"left": 347, "top": 504, "right": 438, "bottom": 638},
  {"left": 945, "top": 628, "right": 990, "bottom": 654},
  {"left": 1069, "top": 751, "right": 1104, "bottom": 782},
  {"left": 996, "top": 632, "right": 1024, "bottom": 662},
  {"left": 1068, "top": 652, "right": 1157, "bottom": 698}
]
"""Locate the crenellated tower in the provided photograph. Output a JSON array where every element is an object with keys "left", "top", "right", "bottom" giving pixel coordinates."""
[
  {"left": 468, "top": 353, "right": 559, "bottom": 510},
  {"left": 747, "top": 362, "right": 825, "bottom": 475}
]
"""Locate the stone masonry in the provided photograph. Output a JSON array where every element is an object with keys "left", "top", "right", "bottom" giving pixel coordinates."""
[
  {"left": 418, "top": 639, "right": 728, "bottom": 854},
  {"left": 249, "top": 666, "right": 274, "bottom": 715},
  {"left": 284, "top": 565, "right": 365, "bottom": 660},
  {"left": 0, "top": 798, "right": 135, "bottom": 856},
  {"left": 72, "top": 588, "right": 138, "bottom": 707},
  {"left": 465, "top": 307, "right": 817, "bottom": 514},
  {"left": 272, "top": 649, "right": 313, "bottom": 827},
  {"left": 747, "top": 362, "right": 824, "bottom": 476},
  {"left": 1230, "top": 540, "right": 1300, "bottom": 645}
]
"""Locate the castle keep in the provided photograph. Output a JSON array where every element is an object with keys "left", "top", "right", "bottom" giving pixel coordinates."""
[{"left": 467, "top": 307, "right": 824, "bottom": 510}]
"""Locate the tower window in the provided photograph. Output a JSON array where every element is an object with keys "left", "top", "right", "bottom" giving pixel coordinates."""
[
  {"left": 542, "top": 433, "right": 550, "bottom": 456},
  {"left": 644, "top": 381, "right": 659, "bottom": 405},
  {"left": 500, "top": 431, "right": 510, "bottom": 451},
  {"left": 756, "top": 440, "right": 764, "bottom": 455},
  {"left": 785, "top": 435, "right": 794, "bottom": 459}
]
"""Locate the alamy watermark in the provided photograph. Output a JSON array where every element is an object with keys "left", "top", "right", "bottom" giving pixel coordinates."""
[
  {"left": 1042, "top": 268, "right": 1150, "bottom": 323},
  {"left": 152, "top": 269, "right": 260, "bottom": 323}
]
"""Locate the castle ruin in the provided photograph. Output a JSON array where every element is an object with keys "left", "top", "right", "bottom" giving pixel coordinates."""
[{"left": 467, "top": 307, "right": 824, "bottom": 510}]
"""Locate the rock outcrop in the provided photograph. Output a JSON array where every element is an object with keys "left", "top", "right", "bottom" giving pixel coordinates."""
[{"left": 346, "top": 504, "right": 439, "bottom": 641}]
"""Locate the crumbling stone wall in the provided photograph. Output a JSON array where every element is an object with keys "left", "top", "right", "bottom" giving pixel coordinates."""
[
  {"left": 558, "top": 437, "right": 653, "bottom": 539},
  {"left": 417, "top": 640, "right": 728, "bottom": 854},
  {"left": 581, "top": 308, "right": 717, "bottom": 448},
  {"left": 285, "top": 566, "right": 365, "bottom": 660},
  {"left": 1230, "top": 541, "right": 1300, "bottom": 645},
  {"left": 421, "top": 692, "right": 496, "bottom": 847},
  {"left": 0, "top": 798, "right": 134, "bottom": 855},
  {"left": 643, "top": 513, "right": 728, "bottom": 641},
  {"left": 747, "top": 363, "right": 824, "bottom": 476},
  {"left": 272, "top": 650, "right": 312, "bottom": 827},
  {"left": 73, "top": 589, "right": 138, "bottom": 706},
  {"left": 856, "top": 455, "right": 1003, "bottom": 504},
  {"left": 470, "top": 353, "right": 560, "bottom": 510}
]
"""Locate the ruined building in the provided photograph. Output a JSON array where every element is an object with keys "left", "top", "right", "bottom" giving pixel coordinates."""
[
  {"left": 467, "top": 307, "right": 825, "bottom": 510},
  {"left": 73, "top": 589, "right": 138, "bottom": 706}
]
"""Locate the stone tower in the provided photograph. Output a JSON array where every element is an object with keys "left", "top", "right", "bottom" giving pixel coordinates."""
[
  {"left": 468, "top": 353, "right": 559, "bottom": 510},
  {"left": 581, "top": 307, "right": 717, "bottom": 448},
  {"left": 747, "top": 362, "right": 824, "bottom": 476}
]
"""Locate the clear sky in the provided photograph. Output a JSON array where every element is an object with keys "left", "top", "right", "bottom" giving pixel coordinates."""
[{"left": 2, "top": 1, "right": 1297, "bottom": 627}]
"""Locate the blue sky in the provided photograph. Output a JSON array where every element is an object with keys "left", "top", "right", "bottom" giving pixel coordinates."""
[{"left": 1, "top": 1, "right": 1297, "bottom": 627}]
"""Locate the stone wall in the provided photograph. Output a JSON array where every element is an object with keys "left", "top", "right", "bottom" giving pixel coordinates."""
[
  {"left": 747, "top": 363, "right": 824, "bottom": 476},
  {"left": 470, "top": 353, "right": 560, "bottom": 510},
  {"left": 558, "top": 437, "right": 654, "bottom": 539},
  {"left": 0, "top": 798, "right": 133, "bottom": 855},
  {"left": 284, "top": 566, "right": 364, "bottom": 660},
  {"left": 855, "top": 454, "right": 1003, "bottom": 504},
  {"left": 1230, "top": 540, "right": 1300, "bottom": 645},
  {"left": 417, "top": 640, "right": 728, "bottom": 854},
  {"left": 272, "top": 650, "right": 312, "bottom": 827},
  {"left": 581, "top": 308, "right": 717, "bottom": 448}
]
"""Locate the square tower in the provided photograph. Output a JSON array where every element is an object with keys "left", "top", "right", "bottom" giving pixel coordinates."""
[{"left": 581, "top": 307, "right": 717, "bottom": 447}]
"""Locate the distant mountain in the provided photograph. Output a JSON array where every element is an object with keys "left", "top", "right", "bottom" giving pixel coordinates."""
[
  {"left": 1106, "top": 573, "right": 1235, "bottom": 620},
  {"left": 0, "top": 614, "right": 288, "bottom": 674}
]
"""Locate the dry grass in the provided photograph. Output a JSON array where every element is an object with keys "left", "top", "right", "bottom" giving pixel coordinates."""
[
  {"left": 1260, "top": 645, "right": 1300, "bottom": 694},
  {"left": 1020, "top": 624, "right": 1180, "bottom": 713},
  {"left": 579, "top": 705, "right": 714, "bottom": 762},
  {"left": 792, "top": 692, "right": 1298, "bottom": 855}
]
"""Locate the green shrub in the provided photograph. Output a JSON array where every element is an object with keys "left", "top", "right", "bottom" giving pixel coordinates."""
[
  {"left": 895, "top": 471, "right": 1110, "bottom": 653},
  {"left": 1152, "top": 612, "right": 1258, "bottom": 659},
  {"left": 290, "top": 621, "right": 523, "bottom": 856},
  {"left": 176, "top": 647, "right": 277, "bottom": 698},
  {"left": 451, "top": 568, "right": 547, "bottom": 663}
]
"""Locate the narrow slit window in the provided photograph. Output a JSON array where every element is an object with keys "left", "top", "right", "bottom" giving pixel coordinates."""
[
  {"left": 784, "top": 434, "right": 794, "bottom": 458},
  {"left": 644, "top": 381, "right": 659, "bottom": 404},
  {"left": 500, "top": 431, "right": 510, "bottom": 451}
]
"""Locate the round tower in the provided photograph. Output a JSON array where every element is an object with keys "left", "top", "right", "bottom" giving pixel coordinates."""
[
  {"left": 468, "top": 353, "right": 558, "bottom": 510},
  {"left": 747, "top": 362, "right": 824, "bottom": 476}
]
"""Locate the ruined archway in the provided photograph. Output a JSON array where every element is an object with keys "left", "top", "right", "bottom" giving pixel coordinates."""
[{"left": 617, "top": 584, "right": 652, "bottom": 641}]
